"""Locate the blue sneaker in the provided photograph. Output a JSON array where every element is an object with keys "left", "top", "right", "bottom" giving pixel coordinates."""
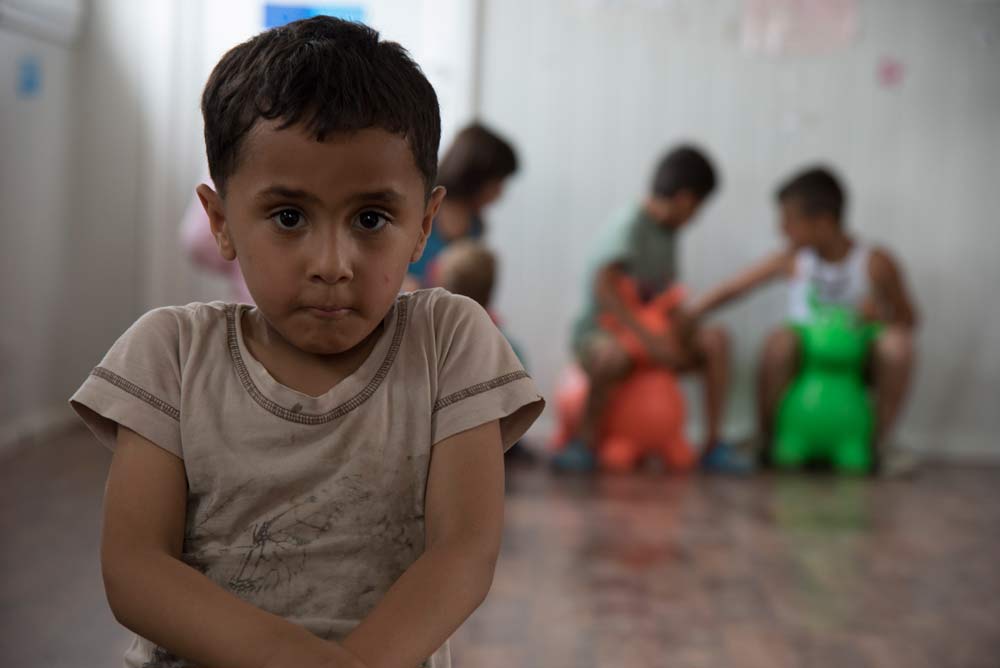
[
  {"left": 700, "top": 441, "right": 755, "bottom": 474},
  {"left": 550, "top": 439, "right": 596, "bottom": 473}
]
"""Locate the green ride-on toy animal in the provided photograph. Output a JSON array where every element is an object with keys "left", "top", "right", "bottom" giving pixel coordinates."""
[{"left": 772, "top": 297, "right": 881, "bottom": 474}]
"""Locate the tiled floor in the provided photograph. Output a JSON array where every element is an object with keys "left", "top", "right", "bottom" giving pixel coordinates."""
[{"left": 2, "top": 429, "right": 999, "bottom": 667}]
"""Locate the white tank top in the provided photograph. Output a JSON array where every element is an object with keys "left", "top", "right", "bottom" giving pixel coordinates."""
[{"left": 788, "top": 243, "right": 871, "bottom": 322}]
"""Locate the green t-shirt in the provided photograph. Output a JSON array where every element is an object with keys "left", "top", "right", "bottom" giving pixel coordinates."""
[{"left": 571, "top": 204, "right": 678, "bottom": 352}]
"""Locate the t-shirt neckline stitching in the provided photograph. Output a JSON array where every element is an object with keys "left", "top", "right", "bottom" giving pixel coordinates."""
[{"left": 225, "top": 296, "right": 409, "bottom": 424}]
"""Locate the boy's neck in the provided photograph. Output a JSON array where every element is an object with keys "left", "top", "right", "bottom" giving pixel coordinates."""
[
  {"left": 642, "top": 197, "right": 680, "bottom": 227},
  {"left": 812, "top": 231, "right": 854, "bottom": 263},
  {"left": 242, "top": 308, "right": 383, "bottom": 398}
]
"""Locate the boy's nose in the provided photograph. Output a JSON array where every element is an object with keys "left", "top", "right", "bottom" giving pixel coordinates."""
[{"left": 309, "top": 228, "right": 355, "bottom": 285}]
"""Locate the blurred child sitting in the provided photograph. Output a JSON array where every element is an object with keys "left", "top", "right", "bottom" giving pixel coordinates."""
[
  {"left": 405, "top": 124, "right": 518, "bottom": 289},
  {"left": 180, "top": 175, "right": 253, "bottom": 304},
  {"left": 435, "top": 239, "right": 525, "bottom": 364},
  {"left": 558, "top": 145, "right": 748, "bottom": 473},
  {"left": 70, "top": 17, "right": 542, "bottom": 668},
  {"left": 686, "top": 166, "right": 918, "bottom": 473}
]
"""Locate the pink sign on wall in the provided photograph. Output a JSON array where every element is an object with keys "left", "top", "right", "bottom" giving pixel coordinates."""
[{"left": 742, "top": 0, "right": 858, "bottom": 56}]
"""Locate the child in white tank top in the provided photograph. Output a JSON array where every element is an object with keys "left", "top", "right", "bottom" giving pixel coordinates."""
[
  {"left": 788, "top": 243, "right": 872, "bottom": 323},
  {"left": 682, "top": 166, "right": 918, "bottom": 473}
]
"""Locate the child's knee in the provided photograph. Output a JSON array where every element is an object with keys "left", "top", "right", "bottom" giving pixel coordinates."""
[
  {"left": 696, "top": 325, "right": 730, "bottom": 358},
  {"left": 876, "top": 326, "right": 915, "bottom": 368}
]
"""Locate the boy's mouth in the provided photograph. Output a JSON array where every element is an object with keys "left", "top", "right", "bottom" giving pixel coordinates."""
[{"left": 306, "top": 305, "right": 354, "bottom": 320}]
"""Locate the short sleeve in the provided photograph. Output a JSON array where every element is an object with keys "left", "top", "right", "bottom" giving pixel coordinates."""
[
  {"left": 590, "top": 207, "right": 639, "bottom": 273},
  {"left": 431, "top": 293, "right": 544, "bottom": 449},
  {"left": 69, "top": 307, "right": 184, "bottom": 458}
]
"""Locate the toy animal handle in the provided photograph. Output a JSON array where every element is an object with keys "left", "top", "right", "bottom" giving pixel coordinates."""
[
  {"left": 599, "top": 278, "right": 688, "bottom": 364},
  {"left": 650, "top": 283, "right": 687, "bottom": 315}
]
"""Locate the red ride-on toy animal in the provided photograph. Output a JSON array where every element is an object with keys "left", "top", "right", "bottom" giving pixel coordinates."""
[{"left": 553, "top": 278, "right": 695, "bottom": 473}]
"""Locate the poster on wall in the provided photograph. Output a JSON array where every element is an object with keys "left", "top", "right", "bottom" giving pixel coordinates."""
[
  {"left": 741, "top": 0, "right": 857, "bottom": 56},
  {"left": 263, "top": 3, "right": 366, "bottom": 28}
]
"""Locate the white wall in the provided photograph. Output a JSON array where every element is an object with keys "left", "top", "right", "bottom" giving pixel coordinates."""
[
  {"left": 7, "top": 0, "right": 999, "bottom": 458},
  {"left": 479, "top": 0, "right": 1000, "bottom": 455},
  {"left": 0, "top": 26, "right": 77, "bottom": 445}
]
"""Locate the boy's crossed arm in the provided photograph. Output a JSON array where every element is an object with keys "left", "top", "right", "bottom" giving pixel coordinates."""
[
  {"left": 103, "top": 421, "right": 504, "bottom": 668},
  {"left": 103, "top": 427, "right": 366, "bottom": 668},
  {"left": 342, "top": 419, "right": 505, "bottom": 668}
]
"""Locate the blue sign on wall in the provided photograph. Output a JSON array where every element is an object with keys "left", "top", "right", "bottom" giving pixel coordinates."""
[
  {"left": 16, "top": 55, "right": 42, "bottom": 98},
  {"left": 264, "top": 4, "right": 365, "bottom": 28}
]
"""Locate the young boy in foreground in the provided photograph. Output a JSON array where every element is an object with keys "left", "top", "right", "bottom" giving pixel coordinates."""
[{"left": 70, "top": 17, "right": 542, "bottom": 668}]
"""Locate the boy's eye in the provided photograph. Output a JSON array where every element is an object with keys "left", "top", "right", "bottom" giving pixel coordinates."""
[
  {"left": 355, "top": 210, "right": 390, "bottom": 233},
  {"left": 272, "top": 209, "right": 305, "bottom": 230}
]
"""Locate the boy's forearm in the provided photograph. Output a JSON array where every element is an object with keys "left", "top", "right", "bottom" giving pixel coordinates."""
[
  {"left": 690, "top": 283, "right": 741, "bottom": 319},
  {"left": 343, "top": 541, "right": 497, "bottom": 668},
  {"left": 104, "top": 549, "right": 355, "bottom": 668},
  {"left": 692, "top": 252, "right": 790, "bottom": 319}
]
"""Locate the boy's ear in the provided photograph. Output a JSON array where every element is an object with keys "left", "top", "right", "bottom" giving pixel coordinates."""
[
  {"left": 196, "top": 184, "right": 236, "bottom": 261},
  {"left": 411, "top": 186, "right": 447, "bottom": 263}
]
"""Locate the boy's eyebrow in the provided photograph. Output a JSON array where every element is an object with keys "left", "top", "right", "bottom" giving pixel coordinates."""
[
  {"left": 254, "top": 185, "right": 322, "bottom": 204},
  {"left": 254, "top": 186, "right": 407, "bottom": 205},
  {"left": 349, "top": 189, "right": 406, "bottom": 204}
]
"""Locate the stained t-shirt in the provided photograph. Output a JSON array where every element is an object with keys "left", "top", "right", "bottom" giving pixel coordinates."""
[{"left": 69, "top": 288, "right": 544, "bottom": 668}]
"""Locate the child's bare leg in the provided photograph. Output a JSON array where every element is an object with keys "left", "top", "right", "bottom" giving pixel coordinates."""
[
  {"left": 692, "top": 325, "right": 730, "bottom": 448},
  {"left": 757, "top": 327, "right": 799, "bottom": 442},
  {"left": 872, "top": 326, "right": 916, "bottom": 451},
  {"left": 578, "top": 335, "right": 631, "bottom": 448}
]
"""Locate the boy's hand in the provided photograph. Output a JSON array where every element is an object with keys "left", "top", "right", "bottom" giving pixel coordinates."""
[
  {"left": 642, "top": 330, "right": 692, "bottom": 370},
  {"left": 671, "top": 304, "right": 699, "bottom": 343},
  {"left": 260, "top": 637, "right": 367, "bottom": 668}
]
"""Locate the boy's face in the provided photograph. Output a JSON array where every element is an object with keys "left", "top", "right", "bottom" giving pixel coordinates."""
[
  {"left": 199, "top": 123, "right": 444, "bottom": 356},
  {"left": 474, "top": 178, "right": 507, "bottom": 210},
  {"left": 667, "top": 191, "right": 701, "bottom": 227},
  {"left": 779, "top": 197, "right": 821, "bottom": 249},
  {"left": 646, "top": 190, "right": 703, "bottom": 228}
]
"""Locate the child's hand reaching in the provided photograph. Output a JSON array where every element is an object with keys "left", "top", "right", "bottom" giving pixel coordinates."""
[
  {"left": 671, "top": 304, "right": 699, "bottom": 344},
  {"left": 643, "top": 330, "right": 693, "bottom": 370}
]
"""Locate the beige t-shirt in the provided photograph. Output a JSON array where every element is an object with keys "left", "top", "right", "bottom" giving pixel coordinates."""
[{"left": 70, "top": 288, "right": 544, "bottom": 668}]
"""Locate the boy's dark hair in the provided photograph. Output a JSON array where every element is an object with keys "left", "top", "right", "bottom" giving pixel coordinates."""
[
  {"left": 650, "top": 145, "right": 717, "bottom": 200},
  {"left": 776, "top": 166, "right": 846, "bottom": 223},
  {"left": 437, "top": 123, "right": 518, "bottom": 200},
  {"left": 202, "top": 16, "right": 440, "bottom": 196}
]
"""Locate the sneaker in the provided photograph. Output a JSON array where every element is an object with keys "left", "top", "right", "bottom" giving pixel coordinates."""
[
  {"left": 550, "top": 439, "right": 596, "bottom": 473},
  {"left": 700, "top": 441, "right": 755, "bottom": 474}
]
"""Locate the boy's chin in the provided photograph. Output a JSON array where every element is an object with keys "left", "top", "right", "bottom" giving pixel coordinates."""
[
  {"left": 293, "top": 334, "right": 367, "bottom": 356},
  {"left": 290, "top": 322, "right": 383, "bottom": 357}
]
